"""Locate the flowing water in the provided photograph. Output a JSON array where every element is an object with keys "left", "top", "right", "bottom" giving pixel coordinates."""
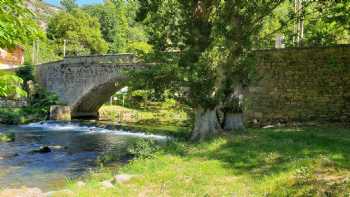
[{"left": 0, "top": 121, "right": 167, "bottom": 191}]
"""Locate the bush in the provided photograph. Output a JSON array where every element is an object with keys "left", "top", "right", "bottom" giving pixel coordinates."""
[
  {"left": 0, "top": 73, "right": 27, "bottom": 99},
  {"left": 28, "top": 86, "right": 59, "bottom": 118},
  {"left": 16, "top": 64, "right": 35, "bottom": 83},
  {"left": 0, "top": 108, "right": 28, "bottom": 124},
  {"left": 0, "top": 133, "right": 15, "bottom": 142},
  {"left": 127, "top": 139, "right": 160, "bottom": 159}
]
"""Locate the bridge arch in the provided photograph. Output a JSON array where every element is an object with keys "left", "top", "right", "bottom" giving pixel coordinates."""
[{"left": 36, "top": 54, "right": 146, "bottom": 119}]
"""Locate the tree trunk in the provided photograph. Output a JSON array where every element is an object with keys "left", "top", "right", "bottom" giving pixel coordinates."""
[
  {"left": 191, "top": 107, "right": 222, "bottom": 141},
  {"left": 222, "top": 84, "right": 245, "bottom": 131},
  {"left": 223, "top": 112, "right": 245, "bottom": 131}
]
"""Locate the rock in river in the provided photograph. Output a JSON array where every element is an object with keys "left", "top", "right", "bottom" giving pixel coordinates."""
[{"left": 32, "top": 146, "right": 52, "bottom": 154}]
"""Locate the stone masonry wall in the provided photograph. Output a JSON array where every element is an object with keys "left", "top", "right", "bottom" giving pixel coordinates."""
[
  {"left": 245, "top": 45, "right": 350, "bottom": 125},
  {"left": 0, "top": 99, "right": 27, "bottom": 108}
]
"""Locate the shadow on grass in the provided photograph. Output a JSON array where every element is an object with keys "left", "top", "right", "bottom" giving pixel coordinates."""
[
  {"left": 123, "top": 120, "right": 192, "bottom": 140},
  {"left": 166, "top": 126, "right": 350, "bottom": 177}
]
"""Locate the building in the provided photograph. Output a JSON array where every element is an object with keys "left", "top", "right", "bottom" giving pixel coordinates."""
[{"left": 0, "top": 46, "right": 25, "bottom": 70}]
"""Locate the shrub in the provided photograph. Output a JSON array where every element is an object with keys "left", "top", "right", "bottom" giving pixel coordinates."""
[
  {"left": 127, "top": 139, "right": 160, "bottom": 159},
  {"left": 16, "top": 64, "right": 35, "bottom": 83},
  {"left": 28, "top": 86, "right": 59, "bottom": 118},
  {"left": 0, "top": 74, "right": 27, "bottom": 99},
  {"left": 0, "top": 133, "right": 15, "bottom": 142}
]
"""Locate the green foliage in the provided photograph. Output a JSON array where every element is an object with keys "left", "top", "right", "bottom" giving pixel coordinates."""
[
  {"left": 84, "top": 2, "right": 120, "bottom": 43},
  {"left": 127, "top": 52, "right": 183, "bottom": 102},
  {"left": 67, "top": 126, "right": 350, "bottom": 196},
  {"left": 161, "top": 98, "right": 177, "bottom": 109},
  {"left": 47, "top": 9, "right": 108, "bottom": 55},
  {"left": 258, "top": 1, "right": 350, "bottom": 47},
  {"left": 0, "top": 87, "right": 58, "bottom": 124},
  {"left": 23, "top": 39, "right": 61, "bottom": 64},
  {"left": 0, "top": 0, "right": 43, "bottom": 48},
  {"left": 126, "top": 41, "right": 153, "bottom": 55},
  {"left": 84, "top": 1, "right": 150, "bottom": 54},
  {"left": 16, "top": 65, "right": 35, "bottom": 83},
  {"left": 0, "top": 133, "right": 15, "bottom": 142},
  {"left": 0, "top": 108, "right": 28, "bottom": 124},
  {"left": 129, "top": 0, "right": 221, "bottom": 110},
  {"left": 29, "top": 87, "right": 59, "bottom": 116},
  {"left": 126, "top": 90, "right": 150, "bottom": 108},
  {"left": 60, "top": 0, "right": 78, "bottom": 12},
  {"left": 0, "top": 74, "right": 27, "bottom": 99},
  {"left": 127, "top": 138, "right": 160, "bottom": 159},
  {"left": 97, "top": 151, "right": 124, "bottom": 166},
  {"left": 138, "top": 0, "right": 186, "bottom": 51}
]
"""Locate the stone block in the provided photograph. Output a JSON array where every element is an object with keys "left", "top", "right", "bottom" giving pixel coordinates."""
[{"left": 49, "top": 105, "right": 71, "bottom": 121}]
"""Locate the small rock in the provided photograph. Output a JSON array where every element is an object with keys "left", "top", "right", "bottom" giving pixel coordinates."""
[
  {"left": 0, "top": 187, "right": 45, "bottom": 197},
  {"left": 263, "top": 125, "right": 275, "bottom": 129},
  {"left": 49, "top": 145, "right": 66, "bottom": 150},
  {"left": 101, "top": 180, "right": 114, "bottom": 189},
  {"left": 32, "top": 146, "right": 52, "bottom": 154},
  {"left": 113, "top": 174, "right": 137, "bottom": 184},
  {"left": 76, "top": 181, "right": 86, "bottom": 187},
  {"left": 45, "top": 189, "right": 74, "bottom": 197}
]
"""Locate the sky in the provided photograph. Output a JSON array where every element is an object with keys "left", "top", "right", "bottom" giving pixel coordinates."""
[{"left": 44, "top": 0, "right": 103, "bottom": 7}]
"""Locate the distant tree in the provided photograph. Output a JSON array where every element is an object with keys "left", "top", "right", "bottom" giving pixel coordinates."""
[
  {"left": 60, "top": 0, "right": 78, "bottom": 12},
  {"left": 84, "top": 2, "right": 118, "bottom": 43},
  {"left": 84, "top": 0, "right": 150, "bottom": 54},
  {"left": 47, "top": 9, "right": 108, "bottom": 55},
  {"left": 257, "top": 1, "right": 350, "bottom": 47},
  {"left": 0, "top": 0, "right": 42, "bottom": 48}
]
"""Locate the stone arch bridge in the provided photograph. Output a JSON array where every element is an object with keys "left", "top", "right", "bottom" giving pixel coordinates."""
[{"left": 36, "top": 54, "right": 148, "bottom": 119}]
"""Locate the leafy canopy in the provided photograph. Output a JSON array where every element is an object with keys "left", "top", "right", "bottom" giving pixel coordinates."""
[
  {"left": 47, "top": 8, "right": 108, "bottom": 55},
  {"left": 0, "top": 73, "right": 27, "bottom": 99},
  {"left": 0, "top": 0, "right": 42, "bottom": 48}
]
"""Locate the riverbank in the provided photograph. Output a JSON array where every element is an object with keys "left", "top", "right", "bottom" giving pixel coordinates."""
[
  {"left": 2, "top": 104, "right": 350, "bottom": 196},
  {"left": 53, "top": 125, "right": 350, "bottom": 196}
]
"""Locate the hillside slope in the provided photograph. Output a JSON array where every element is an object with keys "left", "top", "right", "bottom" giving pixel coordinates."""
[{"left": 25, "top": 0, "right": 61, "bottom": 29}]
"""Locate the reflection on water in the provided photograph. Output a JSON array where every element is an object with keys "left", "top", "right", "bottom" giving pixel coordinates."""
[{"left": 0, "top": 121, "right": 167, "bottom": 191}]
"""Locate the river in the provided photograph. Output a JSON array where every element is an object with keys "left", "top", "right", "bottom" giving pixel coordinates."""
[{"left": 0, "top": 121, "right": 167, "bottom": 191}]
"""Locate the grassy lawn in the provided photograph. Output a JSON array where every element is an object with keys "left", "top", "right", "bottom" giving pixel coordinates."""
[{"left": 60, "top": 125, "right": 350, "bottom": 197}]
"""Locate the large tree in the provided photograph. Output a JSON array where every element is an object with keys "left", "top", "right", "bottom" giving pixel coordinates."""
[
  {"left": 133, "top": 0, "right": 349, "bottom": 140},
  {"left": 131, "top": 0, "right": 286, "bottom": 140}
]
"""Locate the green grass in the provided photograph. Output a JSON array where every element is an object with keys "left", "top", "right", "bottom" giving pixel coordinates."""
[
  {"left": 98, "top": 104, "right": 191, "bottom": 139},
  {"left": 60, "top": 126, "right": 350, "bottom": 197}
]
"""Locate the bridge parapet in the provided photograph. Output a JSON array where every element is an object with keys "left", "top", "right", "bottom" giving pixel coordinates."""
[{"left": 63, "top": 54, "right": 140, "bottom": 65}]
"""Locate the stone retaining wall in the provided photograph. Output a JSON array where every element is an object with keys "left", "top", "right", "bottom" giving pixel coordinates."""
[
  {"left": 245, "top": 45, "right": 350, "bottom": 125},
  {"left": 0, "top": 99, "right": 28, "bottom": 108}
]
